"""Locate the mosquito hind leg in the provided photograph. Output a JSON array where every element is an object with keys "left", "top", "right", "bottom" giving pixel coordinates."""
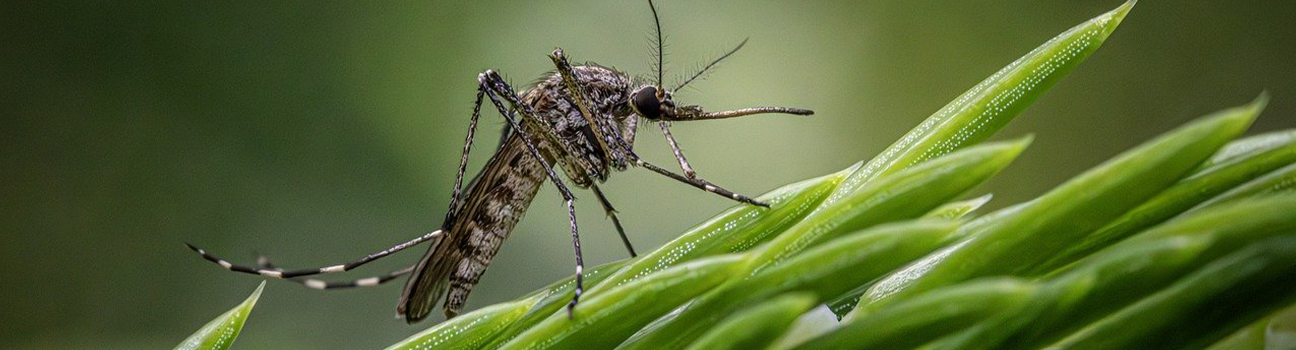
[
  {"left": 295, "top": 265, "right": 415, "bottom": 290},
  {"left": 185, "top": 229, "right": 443, "bottom": 280},
  {"left": 253, "top": 255, "right": 414, "bottom": 290},
  {"left": 478, "top": 70, "right": 586, "bottom": 318}
]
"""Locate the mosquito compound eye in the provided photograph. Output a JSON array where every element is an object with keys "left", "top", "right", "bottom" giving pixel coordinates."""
[{"left": 632, "top": 86, "right": 663, "bottom": 119}]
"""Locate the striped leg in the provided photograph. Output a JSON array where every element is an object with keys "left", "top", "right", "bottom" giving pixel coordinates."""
[
  {"left": 479, "top": 70, "right": 586, "bottom": 318},
  {"left": 255, "top": 255, "right": 415, "bottom": 290},
  {"left": 185, "top": 229, "right": 443, "bottom": 279},
  {"left": 591, "top": 184, "right": 635, "bottom": 257},
  {"left": 295, "top": 266, "right": 416, "bottom": 290}
]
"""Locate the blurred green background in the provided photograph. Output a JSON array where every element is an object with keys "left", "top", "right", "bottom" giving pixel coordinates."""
[{"left": 3, "top": 0, "right": 1294, "bottom": 348}]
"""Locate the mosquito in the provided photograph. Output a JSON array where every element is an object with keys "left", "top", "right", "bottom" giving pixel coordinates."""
[{"left": 186, "top": 0, "right": 812, "bottom": 323}]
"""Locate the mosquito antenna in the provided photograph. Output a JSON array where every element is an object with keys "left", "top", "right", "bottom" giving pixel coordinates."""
[
  {"left": 673, "top": 38, "right": 748, "bottom": 91},
  {"left": 649, "top": 0, "right": 665, "bottom": 88}
]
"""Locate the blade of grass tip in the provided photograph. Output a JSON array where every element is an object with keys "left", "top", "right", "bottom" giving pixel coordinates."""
[
  {"left": 820, "top": 0, "right": 1134, "bottom": 209},
  {"left": 747, "top": 137, "right": 1030, "bottom": 276},
  {"left": 587, "top": 163, "right": 856, "bottom": 295},
  {"left": 496, "top": 255, "right": 745, "bottom": 350},
  {"left": 480, "top": 259, "right": 631, "bottom": 349},
  {"left": 823, "top": 199, "right": 1034, "bottom": 317},
  {"left": 791, "top": 279, "right": 1036, "bottom": 350},
  {"left": 682, "top": 293, "right": 818, "bottom": 350},
  {"left": 1046, "top": 236, "right": 1296, "bottom": 350},
  {"left": 1039, "top": 96, "right": 1277, "bottom": 273},
  {"left": 617, "top": 220, "right": 960, "bottom": 350},
  {"left": 772, "top": 305, "right": 843, "bottom": 349},
  {"left": 1192, "top": 161, "right": 1296, "bottom": 211},
  {"left": 174, "top": 281, "right": 264, "bottom": 350},
  {"left": 1198, "top": 127, "right": 1296, "bottom": 170},
  {"left": 923, "top": 194, "right": 995, "bottom": 220},
  {"left": 818, "top": 193, "right": 997, "bottom": 316},
  {"left": 1084, "top": 193, "right": 1296, "bottom": 265},
  {"left": 385, "top": 294, "right": 544, "bottom": 350},
  {"left": 850, "top": 99, "right": 1258, "bottom": 320}
]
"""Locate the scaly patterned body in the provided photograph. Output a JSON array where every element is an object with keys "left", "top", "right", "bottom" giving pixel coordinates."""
[{"left": 400, "top": 65, "right": 641, "bottom": 319}]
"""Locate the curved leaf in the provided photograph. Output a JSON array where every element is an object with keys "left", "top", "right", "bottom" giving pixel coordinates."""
[
  {"left": 174, "top": 281, "right": 264, "bottom": 350},
  {"left": 820, "top": 0, "right": 1134, "bottom": 208},
  {"left": 496, "top": 255, "right": 745, "bottom": 350},
  {"left": 851, "top": 100, "right": 1257, "bottom": 319},
  {"left": 682, "top": 293, "right": 817, "bottom": 350},
  {"left": 385, "top": 294, "right": 543, "bottom": 350}
]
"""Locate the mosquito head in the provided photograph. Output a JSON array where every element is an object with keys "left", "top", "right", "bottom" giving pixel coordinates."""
[
  {"left": 632, "top": 0, "right": 813, "bottom": 122},
  {"left": 629, "top": 85, "right": 673, "bottom": 120},
  {"left": 629, "top": 84, "right": 812, "bottom": 121}
]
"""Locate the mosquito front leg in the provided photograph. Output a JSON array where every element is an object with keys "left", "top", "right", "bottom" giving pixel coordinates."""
[
  {"left": 186, "top": 229, "right": 443, "bottom": 279},
  {"left": 657, "top": 122, "right": 697, "bottom": 179},
  {"left": 630, "top": 155, "right": 769, "bottom": 208},
  {"left": 479, "top": 70, "right": 587, "bottom": 318}
]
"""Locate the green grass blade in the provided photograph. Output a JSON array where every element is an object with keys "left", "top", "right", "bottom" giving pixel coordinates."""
[
  {"left": 1193, "top": 162, "right": 1296, "bottom": 210},
  {"left": 479, "top": 259, "right": 629, "bottom": 349},
  {"left": 617, "top": 220, "right": 960, "bottom": 350},
  {"left": 496, "top": 255, "right": 746, "bottom": 350},
  {"left": 851, "top": 102, "right": 1258, "bottom": 319},
  {"left": 923, "top": 194, "right": 994, "bottom": 220},
  {"left": 746, "top": 137, "right": 1029, "bottom": 275},
  {"left": 385, "top": 294, "right": 543, "bottom": 350},
  {"left": 1039, "top": 97, "right": 1278, "bottom": 272},
  {"left": 1097, "top": 193, "right": 1296, "bottom": 259},
  {"left": 1200, "top": 128, "right": 1296, "bottom": 170},
  {"left": 1046, "top": 237, "right": 1296, "bottom": 349},
  {"left": 588, "top": 165, "right": 854, "bottom": 294},
  {"left": 791, "top": 279, "right": 1036, "bottom": 350},
  {"left": 682, "top": 293, "right": 818, "bottom": 350},
  {"left": 483, "top": 168, "right": 851, "bottom": 349},
  {"left": 993, "top": 237, "right": 1213, "bottom": 349},
  {"left": 174, "top": 281, "right": 264, "bottom": 350},
  {"left": 821, "top": 0, "right": 1133, "bottom": 208}
]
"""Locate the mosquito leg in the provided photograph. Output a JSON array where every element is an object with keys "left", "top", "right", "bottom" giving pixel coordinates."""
[
  {"left": 252, "top": 252, "right": 413, "bottom": 289},
  {"left": 657, "top": 122, "right": 698, "bottom": 179},
  {"left": 190, "top": 88, "right": 483, "bottom": 283},
  {"left": 479, "top": 70, "right": 586, "bottom": 318},
  {"left": 294, "top": 265, "right": 416, "bottom": 290},
  {"left": 630, "top": 155, "right": 769, "bottom": 208},
  {"left": 185, "top": 229, "right": 443, "bottom": 279},
  {"left": 591, "top": 185, "right": 635, "bottom": 257},
  {"left": 432, "top": 87, "right": 489, "bottom": 228}
]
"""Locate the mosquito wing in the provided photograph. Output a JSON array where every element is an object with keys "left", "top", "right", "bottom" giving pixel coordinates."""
[{"left": 397, "top": 132, "right": 546, "bottom": 322}]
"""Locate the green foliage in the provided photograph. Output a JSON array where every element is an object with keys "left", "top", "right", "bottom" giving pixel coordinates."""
[
  {"left": 174, "top": 282, "right": 263, "bottom": 350},
  {"left": 192, "top": 1, "right": 1296, "bottom": 348}
]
